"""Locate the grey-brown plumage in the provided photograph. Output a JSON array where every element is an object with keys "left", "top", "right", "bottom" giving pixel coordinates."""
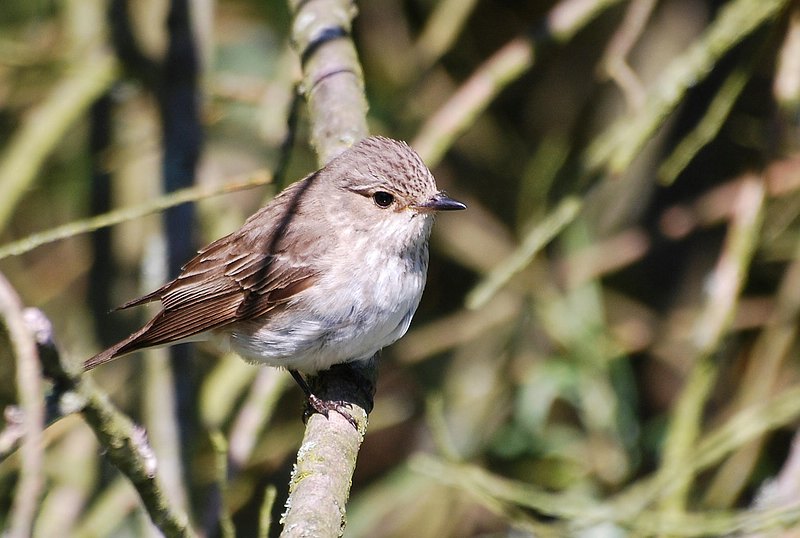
[{"left": 85, "top": 137, "right": 465, "bottom": 377}]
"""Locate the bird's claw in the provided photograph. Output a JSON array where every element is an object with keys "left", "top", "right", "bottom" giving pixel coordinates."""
[{"left": 304, "top": 394, "right": 358, "bottom": 430}]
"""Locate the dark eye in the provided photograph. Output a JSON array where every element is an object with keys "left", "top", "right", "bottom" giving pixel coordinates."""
[{"left": 372, "top": 191, "right": 394, "bottom": 208}]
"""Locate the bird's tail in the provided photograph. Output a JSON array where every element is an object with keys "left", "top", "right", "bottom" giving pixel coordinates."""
[{"left": 84, "top": 328, "right": 147, "bottom": 371}]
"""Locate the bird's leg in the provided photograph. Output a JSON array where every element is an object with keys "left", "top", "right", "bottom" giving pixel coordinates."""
[{"left": 288, "top": 370, "right": 358, "bottom": 429}]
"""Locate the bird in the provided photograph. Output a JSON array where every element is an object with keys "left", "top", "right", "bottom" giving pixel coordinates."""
[{"left": 84, "top": 136, "right": 466, "bottom": 422}]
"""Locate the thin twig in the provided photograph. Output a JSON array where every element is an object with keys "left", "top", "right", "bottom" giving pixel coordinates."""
[
  {"left": 0, "top": 169, "right": 272, "bottom": 260},
  {"left": 657, "top": 177, "right": 765, "bottom": 513},
  {"left": 598, "top": 0, "right": 656, "bottom": 110},
  {"left": 0, "top": 275, "right": 45, "bottom": 538},
  {"left": 773, "top": 3, "right": 800, "bottom": 111},
  {"left": 658, "top": 63, "right": 754, "bottom": 185},
  {"left": 210, "top": 430, "right": 235, "bottom": 538},
  {"left": 76, "top": 380, "right": 196, "bottom": 536},
  {"left": 259, "top": 485, "right": 277, "bottom": 538},
  {"left": 466, "top": 196, "right": 582, "bottom": 309}
]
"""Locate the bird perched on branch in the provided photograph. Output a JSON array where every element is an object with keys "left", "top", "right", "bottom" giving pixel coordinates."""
[{"left": 85, "top": 136, "right": 466, "bottom": 423}]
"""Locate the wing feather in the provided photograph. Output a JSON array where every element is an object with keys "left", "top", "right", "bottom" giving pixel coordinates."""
[{"left": 85, "top": 175, "right": 325, "bottom": 370}]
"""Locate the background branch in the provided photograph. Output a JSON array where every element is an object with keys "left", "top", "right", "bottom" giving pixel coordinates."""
[
  {"left": 0, "top": 52, "right": 118, "bottom": 233},
  {"left": 585, "top": 0, "right": 789, "bottom": 175},
  {"left": 0, "top": 274, "right": 44, "bottom": 538},
  {"left": 412, "top": 0, "right": 627, "bottom": 167},
  {"left": 0, "top": 169, "right": 272, "bottom": 260}
]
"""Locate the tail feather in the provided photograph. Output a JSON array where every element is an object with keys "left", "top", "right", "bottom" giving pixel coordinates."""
[
  {"left": 84, "top": 323, "right": 152, "bottom": 371},
  {"left": 84, "top": 338, "right": 138, "bottom": 371},
  {"left": 115, "top": 288, "right": 163, "bottom": 311},
  {"left": 84, "top": 306, "right": 215, "bottom": 370}
]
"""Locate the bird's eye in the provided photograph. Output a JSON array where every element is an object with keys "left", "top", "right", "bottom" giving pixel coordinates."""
[{"left": 372, "top": 191, "right": 394, "bottom": 208}]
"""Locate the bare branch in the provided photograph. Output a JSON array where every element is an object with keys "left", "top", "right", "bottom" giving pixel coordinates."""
[
  {"left": 31, "top": 310, "right": 196, "bottom": 537},
  {"left": 0, "top": 275, "right": 45, "bottom": 538},
  {"left": 598, "top": 0, "right": 657, "bottom": 110},
  {"left": 0, "top": 169, "right": 272, "bottom": 261}
]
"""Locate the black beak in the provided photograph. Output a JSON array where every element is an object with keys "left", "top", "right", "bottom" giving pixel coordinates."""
[{"left": 418, "top": 191, "right": 467, "bottom": 212}]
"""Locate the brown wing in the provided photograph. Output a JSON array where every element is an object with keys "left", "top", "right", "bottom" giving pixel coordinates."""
[
  {"left": 84, "top": 176, "right": 323, "bottom": 370},
  {"left": 137, "top": 258, "right": 316, "bottom": 340}
]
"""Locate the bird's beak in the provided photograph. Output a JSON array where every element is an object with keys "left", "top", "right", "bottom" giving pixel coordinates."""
[{"left": 416, "top": 192, "right": 467, "bottom": 212}]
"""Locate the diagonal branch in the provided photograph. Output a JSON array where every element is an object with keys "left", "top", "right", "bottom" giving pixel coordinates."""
[{"left": 24, "top": 305, "right": 197, "bottom": 537}]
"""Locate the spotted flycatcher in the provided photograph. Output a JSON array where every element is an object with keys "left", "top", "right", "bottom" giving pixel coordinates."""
[{"left": 85, "top": 136, "right": 466, "bottom": 418}]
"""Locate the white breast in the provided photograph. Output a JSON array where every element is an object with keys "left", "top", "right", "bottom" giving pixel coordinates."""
[{"left": 218, "top": 220, "right": 430, "bottom": 373}]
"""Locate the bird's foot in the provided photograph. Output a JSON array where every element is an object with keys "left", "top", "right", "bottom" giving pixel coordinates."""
[{"left": 304, "top": 394, "right": 358, "bottom": 430}]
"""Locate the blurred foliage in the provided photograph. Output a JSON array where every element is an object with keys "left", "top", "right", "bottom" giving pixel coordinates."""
[{"left": 2, "top": 0, "right": 800, "bottom": 536}]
